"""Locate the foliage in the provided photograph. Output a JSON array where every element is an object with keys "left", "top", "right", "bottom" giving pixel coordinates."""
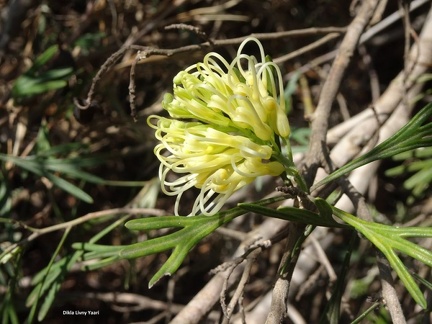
[
  {"left": 385, "top": 147, "right": 432, "bottom": 203},
  {"left": 0, "top": 123, "right": 104, "bottom": 205},
  {"left": 72, "top": 102, "right": 432, "bottom": 314},
  {"left": 12, "top": 45, "right": 73, "bottom": 99}
]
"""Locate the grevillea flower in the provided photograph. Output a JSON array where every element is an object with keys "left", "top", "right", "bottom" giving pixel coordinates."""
[{"left": 148, "top": 37, "right": 291, "bottom": 216}]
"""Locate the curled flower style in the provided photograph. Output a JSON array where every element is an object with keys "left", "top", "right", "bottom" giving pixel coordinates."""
[{"left": 148, "top": 37, "right": 291, "bottom": 215}]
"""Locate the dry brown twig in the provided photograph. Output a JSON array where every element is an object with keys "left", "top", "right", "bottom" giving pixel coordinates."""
[
  {"left": 56, "top": 291, "right": 216, "bottom": 322},
  {"left": 302, "top": 1, "right": 432, "bottom": 323},
  {"left": 256, "top": 2, "right": 383, "bottom": 324},
  {"left": 302, "top": 0, "right": 381, "bottom": 187},
  {"left": 287, "top": 0, "right": 430, "bottom": 79},
  {"left": 316, "top": 7, "right": 432, "bottom": 321},
  {"left": 220, "top": 248, "right": 260, "bottom": 324},
  {"left": 241, "top": 3, "right": 432, "bottom": 322},
  {"left": 170, "top": 218, "right": 289, "bottom": 324},
  {"left": 326, "top": 4, "right": 432, "bottom": 204},
  {"left": 73, "top": 27, "right": 347, "bottom": 122},
  {"left": 164, "top": 23, "right": 213, "bottom": 44}
]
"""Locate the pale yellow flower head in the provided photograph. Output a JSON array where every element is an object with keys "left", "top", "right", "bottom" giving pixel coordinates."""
[{"left": 148, "top": 37, "right": 290, "bottom": 215}]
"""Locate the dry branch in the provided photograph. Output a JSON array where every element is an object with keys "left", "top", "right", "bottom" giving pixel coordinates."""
[
  {"left": 302, "top": 0, "right": 381, "bottom": 188},
  {"left": 170, "top": 218, "right": 289, "bottom": 324}
]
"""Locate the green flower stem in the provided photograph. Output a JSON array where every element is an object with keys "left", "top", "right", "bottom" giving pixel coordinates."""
[{"left": 276, "top": 141, "right": 309, "bottom": 193}]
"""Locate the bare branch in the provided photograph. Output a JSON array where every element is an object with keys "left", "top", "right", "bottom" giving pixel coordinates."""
[
  {"left": 170, "top": 218, "right": 289, "bottom": 324},
  {"left": 273, "top": 33, "right": 341, "bottom": 65},
  {"left": 302, "top": 0, "right": 381, "bottom": 188},
  {"left": 265, "top": 222, "right": 309, "bottom": 324},
  {"left": 74, "top": 27, "right": 347, "bottom": 121}
]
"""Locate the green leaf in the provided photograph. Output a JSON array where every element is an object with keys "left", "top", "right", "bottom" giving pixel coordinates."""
[
  {"left": 416, "top": 73, "right": 432, "bottom": 83},
  {"left": 18, "top": 75, "right": 66, "bottom": 94},
  {"left": 385, "top": 147, "right": 432, "bottom": 202},
  {"left": 0, "top": 172, "right": 11, "bottom": 217},
  {"left": 314, "top": 198, "right": 340, "bottom": 225},
  {"left": 313, "top": 103, "right": 432, "bottom": 190},
  {"left": 76, "top": 212, "right": 240, "bottom": 286},
  {"left": 411, "top": 272, "right": 432, "bottom": 291},
  {"left": 404, "top": 163, "right": 432, "bottom": 191},
  {"left": 291, "top": 127, "right": 311, "bottom": 154},
  {"left": 36, "top": 123, "right": 51, "bottom": 152},
  {"left": 12, "top": 69, "right": 72, "bottom": 97},
  {"left": 45, "top": 162, "right": 104, "bottom": 184},
  {"left": 11, "top": 44, "right": 74, "bottom": 98},
  {"left": 0, "top": 153, "right": 96, "bottom": 204},
  {"left": 29, "top": 45, "right": 58, "bottom": 71},
  {"left": 27, "top": 215, "right": 131, "bottom": 321},
  {"left": 284, "top": 70, "right": 301, "bottom": 114},
  {"left": 331, "top": 207, "right": 431, "bottom": 309},
  {"left": 36, "top": 142, "right": 89, "bottom": 156},
  {"left": 37, "top": 278, "right": 61, "bottom": 322},
  {"left": 27, "top": 253, "right": 80, "bottom": 308},
  {"left": 45, "top": 173, "right": 94, "bottom": 203},
  {"left": 239, "top": 198, "right": 347, "bottom": 228},
  {"left": 320, "top": 234, "right": 357, "bottom": 324},
  {"left": 351, "top": 301, "right": 383, "bottom": 324},
  {"left": 73, "top": 196, "right": 288, "bottom": 287},
  {"left": 122, "top": 211, "right": 241, "bottom": 287},
  {"left": 26, "top": 227, "right": 72, "bottom": 322},
  {"left": 74, "top": 32, "right": 105, "bottom": 55}
]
